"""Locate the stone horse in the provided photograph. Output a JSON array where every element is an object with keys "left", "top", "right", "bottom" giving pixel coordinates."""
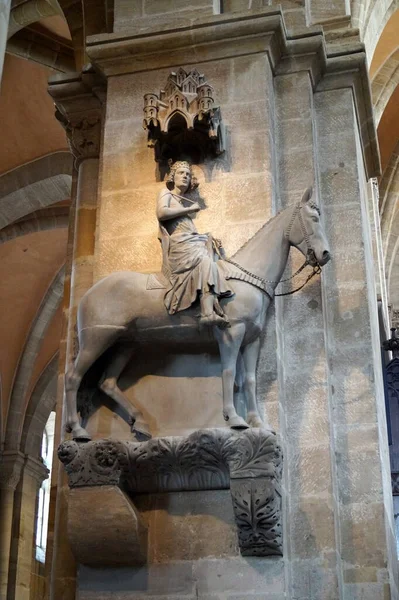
[{"left": 65, "top": 188, "right": 330, "bottom": 440}]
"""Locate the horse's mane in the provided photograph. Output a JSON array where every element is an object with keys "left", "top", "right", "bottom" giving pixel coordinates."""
[{"left": 231, "top": 204, "right": 288, "bottom": 259}]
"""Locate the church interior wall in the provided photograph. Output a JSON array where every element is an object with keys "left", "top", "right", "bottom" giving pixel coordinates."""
[{"left": 0, "top": 1, "right": 399, "bottom": 599}]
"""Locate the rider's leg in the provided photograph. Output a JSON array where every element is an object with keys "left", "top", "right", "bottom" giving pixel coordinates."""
[{"left": 199, "top": 291, "right": 230, "bottom": 328}]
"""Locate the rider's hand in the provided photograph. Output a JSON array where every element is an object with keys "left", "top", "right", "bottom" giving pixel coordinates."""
[{"left": 190, "top": 202, "right": 201, "bottom": 212}]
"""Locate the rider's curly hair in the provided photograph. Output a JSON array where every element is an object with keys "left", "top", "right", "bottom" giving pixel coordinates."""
[{"left": 166, "top": 160, "right": 199, "bottom": 191}]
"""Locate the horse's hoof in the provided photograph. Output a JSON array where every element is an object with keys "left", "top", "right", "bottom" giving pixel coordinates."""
[
  {"left": 246, "top": 412, "right": 264, "bottom": 428},
  {"left": 229, "top": 415, "right": 250, "bottom": 430},
  {"left": 72, "top": 427, "right": 91, "bottom": 442},
  {"left": 132, "top": 420, "right": 152, "bottom": 442}
]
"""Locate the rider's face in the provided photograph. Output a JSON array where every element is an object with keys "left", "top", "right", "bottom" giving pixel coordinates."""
[{"left": 174, "top": 167, "right": 191, "bottom": 191}]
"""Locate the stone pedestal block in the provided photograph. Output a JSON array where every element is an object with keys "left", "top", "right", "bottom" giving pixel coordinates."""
[{"left": 58, "top": 428, "right": 283, "bottom": 560}]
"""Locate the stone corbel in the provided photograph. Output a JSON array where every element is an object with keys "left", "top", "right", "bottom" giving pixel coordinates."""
[
  {"left": 0, "top": 451, "right": 25, "bottom": 491},
  {"left": 58, "top": 428, "right": 283, "bottom": 560},
  {"left": 48, "top": 66, "right": 106, "bottom": 167},
  {"left": 58, "top": 439, "right": 148, "bottom": 567},
  {"left": 23, "top": 455, "right": 49, "bottom": 490}
]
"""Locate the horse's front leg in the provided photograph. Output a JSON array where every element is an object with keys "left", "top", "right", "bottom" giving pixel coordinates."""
[
  {"left": 215, "top": 323, "right": 249, "bottom": 430},
  {"left": 241, "top": 337, "right": 266, "bottom": 429}
]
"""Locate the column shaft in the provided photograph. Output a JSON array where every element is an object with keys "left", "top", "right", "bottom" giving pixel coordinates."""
[
  {"left": 0, "top": 452, "right": 24, "bottom": 600},
  {"left": 7, "top": 458, "right": 48, "bottom": 600},
  {"left": 275, "top": 70, "right": 340, "bottom": 599},
  {"left": 49, "top": 158, "right": 99, "bottom": 600},
  {"left": 315, "top": 87, "right": 399, "bottom": 599}
]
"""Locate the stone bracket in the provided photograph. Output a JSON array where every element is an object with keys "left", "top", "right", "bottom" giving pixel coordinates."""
[
  {"left": 67, "top": 485, "right": 147, "bottom": 567},
  {"left": 59, "top": 428, "right": 283, "bottom": 558}
]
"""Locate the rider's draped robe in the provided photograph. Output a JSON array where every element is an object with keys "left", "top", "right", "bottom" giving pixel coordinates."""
[{"left": 159, "top": 211, "right": 233, "bottom": 315}]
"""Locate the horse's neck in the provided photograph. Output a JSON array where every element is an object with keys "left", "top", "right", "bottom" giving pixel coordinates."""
[{"left": 232, "top": 210, "right": 291, "bottom": 289}]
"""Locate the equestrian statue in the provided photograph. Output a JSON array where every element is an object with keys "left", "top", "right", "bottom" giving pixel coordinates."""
[{"left": 65, "top": 162, "right": 331, "bottom": 441}]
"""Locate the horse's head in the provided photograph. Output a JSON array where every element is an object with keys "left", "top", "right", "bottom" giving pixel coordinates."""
[{"left": 286, "top": 187, "right": 331, "bottom": 267}]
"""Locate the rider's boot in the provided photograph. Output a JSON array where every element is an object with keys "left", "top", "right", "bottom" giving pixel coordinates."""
[{"left": 199, "top": 292, "right": 230, "bottom": 329}]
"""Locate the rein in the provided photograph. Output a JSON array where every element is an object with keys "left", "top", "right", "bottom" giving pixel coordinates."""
[{"left": 224, "top": 202, "right": 322, "bottom": 298}]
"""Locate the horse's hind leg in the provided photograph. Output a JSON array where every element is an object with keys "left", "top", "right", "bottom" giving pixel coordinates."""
[
  {"left": 65, "top": 326, "right": 122, "bottom": 440},
  {"left": 99, "top": 344, "right": 151, "bottom": 440},
  {"left": 65, "top": 349, "right": 97, "bottom": 441}
]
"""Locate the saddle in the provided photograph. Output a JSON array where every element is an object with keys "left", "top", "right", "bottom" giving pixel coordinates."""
[{"left": 146, "top": 272, "right": 168, "bottom": 290}]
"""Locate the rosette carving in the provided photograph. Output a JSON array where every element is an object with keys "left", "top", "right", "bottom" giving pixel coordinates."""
[{"left": 58, "top": 439, "right": 126, "bottom": 487}]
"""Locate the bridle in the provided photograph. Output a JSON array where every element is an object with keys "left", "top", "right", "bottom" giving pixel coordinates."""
[{"left": 225, "top": 201, "right": 322, "bottom": 297}]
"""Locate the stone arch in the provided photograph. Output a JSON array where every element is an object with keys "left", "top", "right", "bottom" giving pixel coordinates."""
[
  {"left": 4, "top": 265, "right": 65, "bottom": 451},
  {"left": 351, "top": 0, "right": 398, "bottom": 61},
  {"left": 381, "top": 142, "right": 399, "bottom": 306},
  {"left": 0, "top": 206, "right": 69, "bottom": 244},
  {"left": 7, "top": 0, "right": 62, "bottom": 39},
  {"left": 20, "top": 353, "right": 58, "bottom": 458},
  {"left": 57, "top": 0, "right": 85, "bottom": 69},
  {"left": 163, "top": 109, "right": 193, "bottom": 133},
  {"left": 371, "top": 50, "right": 399, "bottom": 125},
  {"left": 0, "top": 152, "right": 72, "bottom": 230},
  {"left": 7, "top": 30, "right": 75, "bottom": 73}
]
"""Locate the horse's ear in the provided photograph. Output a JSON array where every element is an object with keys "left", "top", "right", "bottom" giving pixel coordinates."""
[{"left": 301, "top": 186, "right": 313, "bottom": 205}]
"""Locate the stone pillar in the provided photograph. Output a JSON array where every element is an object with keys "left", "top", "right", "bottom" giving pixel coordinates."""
[
  {"left": 0, "top": 451, "right": 24, "bottom": 599},
  {"left": 44, "top": 171, "right": 77, "bottom": 600},
  {"left": 367, "top": 178, "right": 390, "bottom": 328},
  {"left": 7, "top": 457, "right": 48, "bottom": 600},
  {"left": 315, "top": 86, "right": 399, "bottom": 599},
  {"left": 0, "top": 0, "right": 11, "bottom": 86},
  {"left": 47, "top": 69, "right": 105, "bottom": 600},
  {"left": 274, "top": 69, "right": 340, "bottom": 598}
]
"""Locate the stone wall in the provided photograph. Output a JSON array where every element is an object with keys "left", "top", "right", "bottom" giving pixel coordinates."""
[{"left": 48, "top": 6, "right": 398, "bottom": 600}]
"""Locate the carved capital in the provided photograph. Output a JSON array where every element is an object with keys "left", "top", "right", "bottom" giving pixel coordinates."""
[
  {"left": 48, "top": 66, "right": 106, "bottom": 167},
  {"left": 0, "top": 451, "right": 25, "bottom": 491},
  {"left": 24, "top": 456, "right": 49, "bottom": 489},
  {"left": 56, "top": 112, "right": 102, "bottom": 164}
]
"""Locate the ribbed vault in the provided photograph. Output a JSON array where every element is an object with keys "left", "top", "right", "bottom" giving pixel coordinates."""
[
  {"left": 4, "top": 265, "right": 65, "bottom": 451},
  {"left": 0, "top": 152, "right": 72, "bottom": 229}
]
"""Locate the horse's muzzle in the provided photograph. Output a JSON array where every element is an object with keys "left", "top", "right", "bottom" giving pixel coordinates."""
[
  {"left": 318, "top": 250, "right": 331, "bottom": 266},
  {"left": 307, "top": 249, "right": 331, "bottom": 267}
]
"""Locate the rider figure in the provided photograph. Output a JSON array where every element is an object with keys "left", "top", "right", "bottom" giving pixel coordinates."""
[{"left": 157, "top": 161, "right": 233, "bottom": 328}]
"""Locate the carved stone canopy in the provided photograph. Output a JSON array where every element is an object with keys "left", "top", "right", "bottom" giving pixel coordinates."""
[{"left": 143, "top": 68, "right": 225, "bottom": 172}]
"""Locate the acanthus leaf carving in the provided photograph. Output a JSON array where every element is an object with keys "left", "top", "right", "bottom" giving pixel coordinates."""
[
  {"left": 55, "top": 110, "right": 102, "bottom": 165},
  {"left": 230, "top": 478, "right": 282, "bottom": 556}
]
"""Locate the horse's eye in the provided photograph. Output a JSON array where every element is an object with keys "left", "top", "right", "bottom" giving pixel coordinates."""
[{"left": 312, "top": 217, "right": 319, "bottom": 223}]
